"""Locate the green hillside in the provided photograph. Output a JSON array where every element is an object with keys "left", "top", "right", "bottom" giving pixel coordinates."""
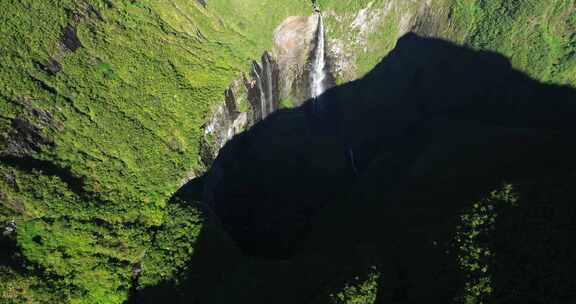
[
  {"left": 318, "top": 0, "right": 576, "bottom": 86},
  {"left": 0, "top": 1, "right": 309, "bottom": 303},
  {"left": 447, "top": 0, "right": 576, "bottom": 85},
  {"left": 1, "top": 0, "right": 576, "bottom": 303}
]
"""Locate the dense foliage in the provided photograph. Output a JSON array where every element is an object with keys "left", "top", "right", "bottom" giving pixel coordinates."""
[
  {"left": 328, "top": 267, "right": 380, "bottom": 304},
  {"left": 318, "top": 0, "right": 576, "bottom": 87},
  {"left": 455, "top": 185, "right": 518, "bottom": 304},
  {"left": 0, "top": 0, "right": 309, "bottom": 303},
  {"left": 449, "top": 0, "right": 576, "bottom": 85}
]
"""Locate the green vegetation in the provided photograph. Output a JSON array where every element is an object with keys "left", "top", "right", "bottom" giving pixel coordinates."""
[
  {"left": 317, "top": 0, "right": 576, "bottom": 87},
  {"left": 2, "top": 0, "right": 576, "bottom": 303},
  {"left": 447, "top": 0, "right": 576, "bottom": 86},
  {"left": 455, "top": 184, "right": 518, "bottom": 304},
  {"left": 0, "top": 0, "right": 308, "bottom": 303},
  {"left": 0, "top": 162, "right": 203, "bottom": 303},
  {"left": 0, "top": 265, "right": 68, "bottom": 304},
  {"left": 354, "top": 10, "right": 400, "bottom": 78},
  {"left": 279, "top": 97, "right": 296, "bottom": 109},
  {"left": 317, "top": 0, "right": 379, "bottom": 14},
  {"left": 319, "top": 0, "right": 423, "bottom": 82},
  {"left": 319, "top": 0, "right": 394, "bottom": 82},
  {"left": 329, "top": 267, "right": 380, "bottom": 304}
]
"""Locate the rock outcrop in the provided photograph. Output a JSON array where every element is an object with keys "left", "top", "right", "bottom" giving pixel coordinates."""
[
  {"left": 248, "top": 52, "right": 281, "bottom": 122},
  {"left": 324, "top": 0, "right": 446, "bottom": 83},
  {"left": 1, "top": 98, "right": 62, "bottom": 157},
  {"left": 202, "top": 51, "right": 281, "bottom": 164},
  {"left": 272, "top": 16, "right": 318, "bottom": 104},
  {"left": 202, "top": 77, "right": 246, "bottom": 165}
]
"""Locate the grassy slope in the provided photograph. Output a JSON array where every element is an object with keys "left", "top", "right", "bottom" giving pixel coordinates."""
[
  {"left": 446, "top": 0, "right": 576, "bottom": 86},
  {"left": 0, "top": 0, "right": 309, "bottom": 303},
  {"left": 318, "top": 0, "right": 576, "bottom": 88},
  {"left": 318, "top": 0, "right": 395, "bottom": 83}
]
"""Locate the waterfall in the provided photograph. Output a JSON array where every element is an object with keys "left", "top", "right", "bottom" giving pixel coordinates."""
[
  {"left": 348, "top": 148, "right": 358, "bottom": 175},
  {"left": 310, "top": 13, "right": 327, "bottom": 100},
  {"left": 262, "top": 53, "right": 275, "bottom": 117},
  {"left": 252, "top": 62, "right": 268, "bottom": 119},
  {"left": 251, "top": 53, "right": 278, "bottom": 121}
]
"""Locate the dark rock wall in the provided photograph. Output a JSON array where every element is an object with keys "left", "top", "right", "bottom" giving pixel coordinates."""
[
  {"left": 246, "top": 52, "right": 281, "bottom": 123},
  {"left": 202, "top": 51, "right": 282, "bottom": 165}
]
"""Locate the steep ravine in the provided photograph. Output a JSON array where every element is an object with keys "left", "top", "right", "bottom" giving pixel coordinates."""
[{"left": 3, "top": 0, "right": 576, "bottom": 303}]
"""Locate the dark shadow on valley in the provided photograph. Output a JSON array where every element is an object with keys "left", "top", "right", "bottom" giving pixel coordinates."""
[{"left": 128, "top": 33, "right": 576, "bottom": 303}]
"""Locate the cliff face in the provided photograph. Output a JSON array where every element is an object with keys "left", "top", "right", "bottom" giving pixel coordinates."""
[
  {"left": 202, "top": 51, "right": 281, "bottom": 164},
  {"left": 202, "top": 13, "right": 331, "bottom": 164},
  {"left": 273, "top": 16, "right": 318, "bottom": 103}
]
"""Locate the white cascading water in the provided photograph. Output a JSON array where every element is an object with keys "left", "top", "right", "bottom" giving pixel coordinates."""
[
  {"left": 349, "top": 148, "right": 358, "bottom": 175},
  {"left": 310, "top": 13, "right": 327, "bottom": 100},
  {"left": 252, "top": 63, "right": 267, "bottom": 120},
  {"left": 263, "top": 55, "right": 274, "bottom": 117}
]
